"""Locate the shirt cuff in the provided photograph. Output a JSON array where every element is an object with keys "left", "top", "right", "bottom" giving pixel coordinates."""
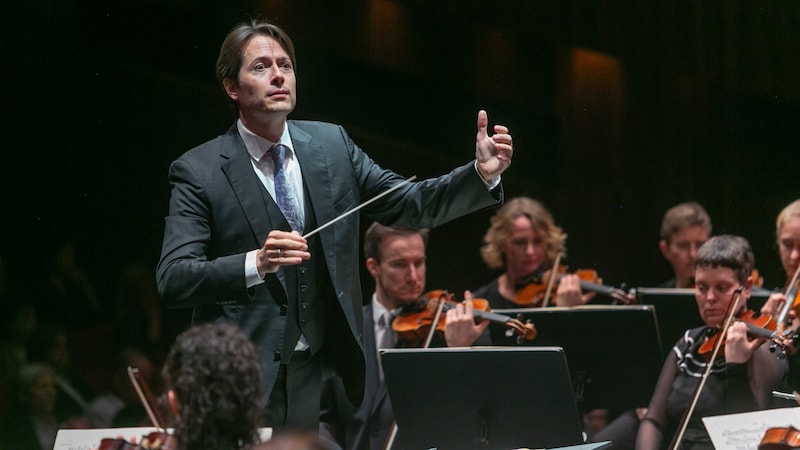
[
  {"left": 245, "top": 249, "right": 265, "bottom": 288},
  {"left": 474, "top": 160, "right": 501, "bottom": 190}
]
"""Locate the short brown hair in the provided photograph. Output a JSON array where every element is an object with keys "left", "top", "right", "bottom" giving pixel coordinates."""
[
  {"left": 660, "top": 202, "right": 712, "bottom": 242},
  {"left": 363, "top": 222, "right": 429, "bottom": 262},
  {"left": 695, "top": 235, "right": 754, "bottom": 284}
]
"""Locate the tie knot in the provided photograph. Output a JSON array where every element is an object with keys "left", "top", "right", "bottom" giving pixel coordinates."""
[
  {"left": 270, "top": 143, "right": 288, "bottom": 167},
  {"left": 381, "top": 312, "right": 394, "bottom": 328}
]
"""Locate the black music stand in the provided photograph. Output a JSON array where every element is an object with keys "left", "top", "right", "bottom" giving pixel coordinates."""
[
  {"left": 636, "top": 288, "right": 701, "bottom": 357},
  {"left": 381, "top": 346, "right": 585, "bottom": 450},
  {"left": 490, "top": 305, "right": 664, "bottom": 412},
  {"left": 637, "top": 287, "right": 772, "bottom": 357}
]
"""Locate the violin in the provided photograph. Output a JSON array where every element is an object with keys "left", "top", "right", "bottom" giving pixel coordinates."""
[
  {"left": 96, "top": 368, "right": 178, "bottom": 450},
  {"left": 513, "top": 265, "right": 636, "bottom": 307},
  {"left": 384, "top": 290, "right": 536, "bottom": 449},
  {"left": 392, "top": 289, "right": 537, "bottom": 344},
  {"left": 759, "top": 426, "right": 800, "bottom": 450},
  {"left": 697, "top": 309, "right": 792, "bottom": 359},
  {"left": 99, "top": 433, "right": 177, "bottom": 450}
]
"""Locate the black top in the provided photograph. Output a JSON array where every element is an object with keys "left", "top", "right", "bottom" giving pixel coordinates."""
[{"left": 637, "top": 325, "right": 787, "bottom": 449}]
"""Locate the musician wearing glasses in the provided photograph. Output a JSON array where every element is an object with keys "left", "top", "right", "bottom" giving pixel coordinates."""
[{"left": 657, "top": 202, "right": 712, "bottom": 289}]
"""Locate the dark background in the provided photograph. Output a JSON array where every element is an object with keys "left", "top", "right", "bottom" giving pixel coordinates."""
[{"left": 4, "top": 0, "right": 800, "bottom": 327}]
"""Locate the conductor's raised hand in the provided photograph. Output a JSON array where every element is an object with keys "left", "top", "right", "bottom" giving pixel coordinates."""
[
  {"left": 475, "top": 110, "right": 513, "bottom": 180},
  {"left": 257, "top": 230, "right": 311, "bottom": 277}
]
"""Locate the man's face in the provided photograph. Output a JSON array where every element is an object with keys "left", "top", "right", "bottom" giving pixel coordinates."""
[
  {"left": 694, "top": 266, "right": 748, "bottom": 328},
  {"left": 660, "top": 225, "right": 710, "bottom": 284},
  {"left": 367, "top": 234, "right": 426, "bottom": 309},
  {"left": 779, "top": 216, "right": 800, "bottom": 280},
  {"left": 224, "top": 35, "right": 296, "bottom": 125}
]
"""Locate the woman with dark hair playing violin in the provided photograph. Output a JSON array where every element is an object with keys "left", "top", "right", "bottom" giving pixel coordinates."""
[
  {"left": 163, "top": 322, "right": 264, "bottom": 450},
  {"left": 471, "top": 196, "right": 594, "bottom": 309},
  {"left": 637, "top": 235, "right": 787, "bottom": 450}
]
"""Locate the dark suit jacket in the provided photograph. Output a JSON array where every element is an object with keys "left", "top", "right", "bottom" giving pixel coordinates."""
[
  {"left": 156, "top": 120, "right": 502, "bottom": 407},
  {"left": 320, "top": 303, "right": 393, "bottom": 450}
]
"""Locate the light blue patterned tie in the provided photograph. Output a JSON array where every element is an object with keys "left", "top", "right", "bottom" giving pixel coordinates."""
[{"left": 269, "top": 144, "right": 304, "bottom": 233}]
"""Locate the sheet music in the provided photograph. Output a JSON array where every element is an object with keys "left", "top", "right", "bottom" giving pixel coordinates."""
[
  {"left": 54, "top": 427, "right": 160, "bottom": 450},
  {"left": 702, "top": 407, "right": 800, "bottom": 450},
  {"left": 54, "top": 427, "right": 272, "bottom": 450}
]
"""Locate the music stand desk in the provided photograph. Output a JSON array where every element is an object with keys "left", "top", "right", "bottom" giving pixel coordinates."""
[
  {"left": 490, "top": 305, "right": 664, "bottom": 412},
  {"left": 381, "top": 346, "right": 585, "bottom": 450}
]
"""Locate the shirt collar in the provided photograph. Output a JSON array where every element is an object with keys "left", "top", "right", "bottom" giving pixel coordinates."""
[
  {"left": 372, "top": 294, "right": 390, "bottom": 325},
  {"left": 237, "top": 119, "right": 294, "bottom": 163},
  {"left": 372, "top": 294, "right": 403, "bottom": 325}
]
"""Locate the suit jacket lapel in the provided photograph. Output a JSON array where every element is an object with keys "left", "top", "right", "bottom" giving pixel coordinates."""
[
  {"left": 220, "top": 128, "right": 274, "bottom": 240},
  {"left": 219, "top": 126, "right": 288, "bottom": 293},
  {"left": 289, "top": 123, "right": 336, "bottom": 272}
]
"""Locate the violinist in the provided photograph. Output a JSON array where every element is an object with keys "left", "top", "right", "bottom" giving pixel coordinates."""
[
  {"left": 320, "top": 223, "right": 490, "bottom": 450},
  {"left": 590, "top": 202, "right": 712, "bottom": 449},
  {"left": 761, "top": 199, "right": 800, "bottom": 329},
  {"left": 471, "top": 196, "right": 592, "bottom": 310},
  {"left": 636, "top": 235, "right": 787, "bottom": 450},
  {"left": 162, "top": 322, "right": 264, "bottom": 450},
  {"left": 760, "top": 200, "right": 800, "bottom": 392},
  {"left": 657, "top": 202, "right": 712, "bottom": 289}
]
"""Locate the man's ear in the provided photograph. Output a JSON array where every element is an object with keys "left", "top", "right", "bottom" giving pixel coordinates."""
[
  {"left": 167, "top": 389, "right": 180, "bottom": 418},
  {"left": 222, "top": 78, "right": 239, "bottom": 101},
  {"left": 658, "top": 240, "right": 669, "bottom": 258},
  {"left": 366, "top": 258, "right": 379, "bottom": 278}
]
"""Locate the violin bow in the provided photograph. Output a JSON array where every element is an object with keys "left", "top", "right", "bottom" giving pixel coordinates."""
[
  {"left": 128, "top": 366, "right": 167, "bottom": 432},
  {"left": 669, "top": 287, "right": 745, "bottom": 450},
  {"left": 383, "top": 291, "right": 446, "bottom": 450},
  {"left": 422, "top": 292, "right": 448, "bottom": 349},
  {"left": 776, "top": 264, "right": 800, "bottom": 332},
  {"left": 541, "top": 252, "right": 564, "bottom": 307}
]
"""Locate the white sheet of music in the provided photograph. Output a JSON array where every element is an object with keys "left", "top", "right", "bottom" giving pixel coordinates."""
[
  {"left": 702, "top": 407, "right": 800, "bottom": 450},
  {"left": 54, "top": 427, "right": 161, "bottom": 450},
  {"left": 54, "top": 427, "right": 272, "bottom": 450}
]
